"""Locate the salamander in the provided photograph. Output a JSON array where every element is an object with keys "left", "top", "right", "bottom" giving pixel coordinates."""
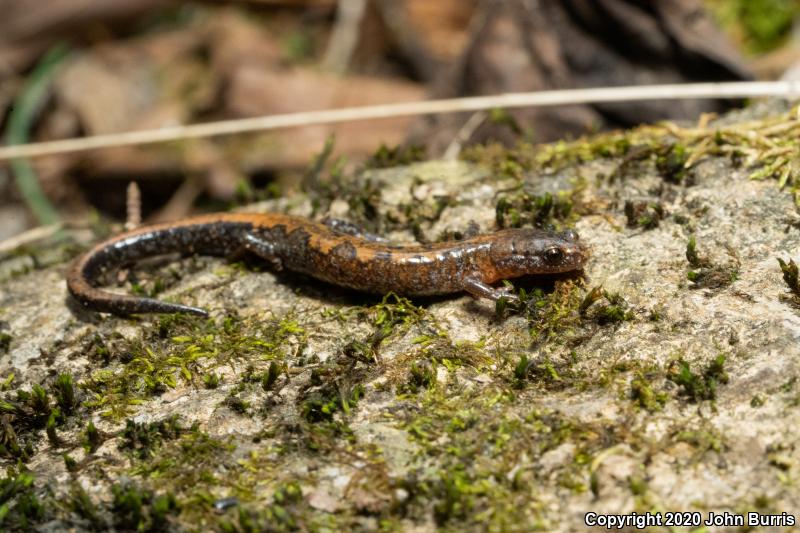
[{"left": 66, "top": 213, "right": 588, "bottom": 316}]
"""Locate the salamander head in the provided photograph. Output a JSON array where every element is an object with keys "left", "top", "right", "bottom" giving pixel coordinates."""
[{"left": 488, "top": 228, "right": 588, "bottom": 280}]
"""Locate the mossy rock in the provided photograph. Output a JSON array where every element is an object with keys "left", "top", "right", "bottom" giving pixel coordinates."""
[{"left": 1, "top": 101, "right": 800, "bottom": 530}]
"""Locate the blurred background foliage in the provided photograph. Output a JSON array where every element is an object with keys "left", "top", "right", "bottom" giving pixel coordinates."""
[{"left": 0, "top": 0, "right": 798, "bottom": 240}]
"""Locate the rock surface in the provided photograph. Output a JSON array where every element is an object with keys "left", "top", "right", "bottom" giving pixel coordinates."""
[{"left": 1, "top": 106, "right": 800, "bottom": 531}]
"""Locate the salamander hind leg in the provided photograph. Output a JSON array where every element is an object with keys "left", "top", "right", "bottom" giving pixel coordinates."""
[
  {"left": 462, "top": 277, "right": 520, "bottom": 304},
  {"left": 243, "top": 233, "right": 284, "bottom": 271}
]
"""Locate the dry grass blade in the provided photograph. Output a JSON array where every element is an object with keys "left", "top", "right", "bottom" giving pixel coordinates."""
[{"left": 0, "top": 81, "right": 799, "bottom": 161}]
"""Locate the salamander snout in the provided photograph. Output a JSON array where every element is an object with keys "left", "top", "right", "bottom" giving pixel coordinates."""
[{"left": 489, "top": 228, "right": 589, "bottom": 279}]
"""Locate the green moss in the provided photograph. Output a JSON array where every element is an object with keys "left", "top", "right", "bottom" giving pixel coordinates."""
[
  {"left": 521, "top": 280, "right": 584, "bottom": 344},
  {"left": 219, "top": 482, "right": 306, "bottom": 532},
  {"left": 0, "top": 333, "right": 11, "bottom": 355},
  {"left": 364, "top": 293, "right": 426, "bottom": 350},
  {"left": 668, "top": 354, "right": 729, "bottom": 402},
  {"left": 685, "top": 236, "right": 700, "bottom": 268},
  {"left": 63, "top": 453, "right": 78, "bottom": 472},
  {"left": 577, "top": 286, "right": 634, "bottom": 325},
  {"left": 0, "top": 374, "right": 14, "bottom": 391},
  {"left": 777, "top": 258, "right": 800, "bottom": 307},
  {"left": 685, "top": 237, "right": 740, "bottom": 290},
  {"left": 301, "top": 383, "right": 364, "bottom": 423},
  {"left": 81, "top": 313, "right": 306, "bottom": 419},
  {"left": 495, "top": 191, "right": 574, "bottom": 229},
  {"left": 111, "top": 481, "right": 179, "bottom": 533},
  {"left": 261, "top": 361, "right": 282, "bottom": 391},
  {"left": 399, "top": 359, "right": 437, "bottom": 395},
  {"left": 655, "top": 143, "right": 689, "bottom": 184},
  {"left": 53, "top": 373, "right": 77, "bottom": 415},
  {"left": 65, "top": 483, "right": 104, "bottom": 529},
  {"left": 203, "top": 373, "right": 220, "bottom": 389},
  {"left": 45, "top": 411, "right": 59, "bottom": 445},
  {"left": 630, "top": 373, "right": 668, "bottom": 411},
  {"left": 627, "top": 475, "right": 648, "bottom": 496},
  {"left": 396, "top": 384, "right": 618, "bottom": 529},
  {"left": 225, "top": 393, "right": 251, "bottom": 415},
  {"left": 512, "top": 354, "right": 532, "bottom": 388},
  {"left": 709, "top": 0, "right": 798, "bottom": 54},
  {"left": 127, "top": 426, "right": 236, "bottom": 522},
  {"left": 0, "top": 469, "right": 44, "bottom": 530},
  {"left": 27, "top": 384, "right": 50, "bottom": 419},
  {"left": 119, "top": 416, "right": 186, "bottom": 461},
  {"left": 364, "top": 144, "right": 426, "bottom": 169},
  {"left": 624, "top": 200, "right": 665, "bottom": 230},
  {"left": 672, "top": 428, "right": 725, "bottom": 454},
  {"left": 83, "top": 421, "right": 102, "bottom": 453},
  {"left": 469, "top": 105, "right": 800, "bottom": 209}
]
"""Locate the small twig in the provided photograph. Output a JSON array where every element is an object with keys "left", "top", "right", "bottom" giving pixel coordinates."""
[
  {"left": 443, "top": 111, "right": 488, "bottom": 160},
  {"left": 322, "top": 0, "right": 368, "bottom": 73},
  {"left": 149, "top": 174, "right": 206, "bottom": 223},
  {"left": 0, "top": 223, "right": 62, "bottom": 256},
  {"left": 1, "top": 81, "right": 799, "bottom": 162},
  {"left": 125, "top": 181, "right": 142, "bottom": 231}
]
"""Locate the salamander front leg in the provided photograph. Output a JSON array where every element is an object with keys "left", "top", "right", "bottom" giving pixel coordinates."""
[
  {"left": 462, "top": 277, "right": 520, "bottom": 304},
  {"left": 243, "top": 233, "right": 284, "bottom": 271}
]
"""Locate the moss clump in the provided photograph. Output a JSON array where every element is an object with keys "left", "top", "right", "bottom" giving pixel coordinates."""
[
  {"left": 0, "top": 333, "right": 11, "bottom": 355},
  {"left": 397, "top": 387, "right": 614, "bottom": 529},
  {"left": 778, "top": 257, "right": 800, "bottom": 294},
  {"left": 709, "top": 0, "right": 798, "bottom": 54},
  {"left": 82, "top": 420, "right": 102, "bottom": 453},
  {"left": 53, "top": 373, "right": 77, "bottom": 415},
  {"left": 685, "top": 237, "right": 740, "bottom": 290},
  {"left": 624, "top": 200, "right": 665, "bottom": 230},
  {"left": 203, "top": 373, "right": 221, "bottom": 389},
  {"left": 668, "top": 354, "right": 729, "bottom": 402},
  {"left": 81, "top": 313, "right": 306, "bottom": 419},
  {"left": 364, "top": 143, "right": 426, "bottom": 169},
  {"left": 512, "top": 354, "right": 563, "bottom": 388},
  {"left": 127, "top": 426, "right": 236, "bottom": 525},
  {"left": 469, "top": 105, "right": 800, "bottom": 208},
  {"left": 514, "top": 281, "right": 584, "bottom": 344},
  {"left": 0, "top": 469, "right": 45, "bottom": 530},
  {"left": 111, "top": 482, "right": 179, "bottom": 533},
  {"left": 358, "top": 293, "right": 427, "bottom": 356},
  {"left": 219, "top": 482, "right": 306, "bottom": 532},
  {"left": 260, "top": 361, "right": 282, "bottom": 391},
  {"left": 119, "top": 415, "right": 186, "bottom": 461},
  {"left": 495, "top": 191, "right": 574, "bottom": 229},
  {"left": 672, "top": 427, "right": 725, "bottom": 455},
  {"left": 578, "top": 287, "right": 634, "bottom": 325},
  {"left": 777, "top": 257, "right": 800, "bottom": 308},
  {"left": 655, "top": 143, "right": 689, "bottom": 184},
  {"left": 630, "top": 373, "right": 668, "bottom": 411},
  {"left": 63, "top": 454, "right": 78, "bottom": 472},
  {"left": 686, "top": 236, "right": 703, "bottom": 268},
  {"left": 64, "top": 484, "right": 104, "bottom": 529},
  {"left": 398, "top": 359, "right": 437, "bottom": 395},
  {"left": 0, "top": 374, "right": 84, "bottom": 461},
  {"left": 301, "top": 381, "right": 364, "bottom": 424}
]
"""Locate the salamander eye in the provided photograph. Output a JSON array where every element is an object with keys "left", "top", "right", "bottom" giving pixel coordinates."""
[
  {"left": 544, "top": 247, "right": 564, "bottom": 263},
  {"left": 562, "top": 229, "right": 578, "bottom": 241}
]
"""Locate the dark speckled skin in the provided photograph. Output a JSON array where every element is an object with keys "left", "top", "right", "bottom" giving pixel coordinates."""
[{"left": 67, "top": 213, "right": 588, "bottom": 316}]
